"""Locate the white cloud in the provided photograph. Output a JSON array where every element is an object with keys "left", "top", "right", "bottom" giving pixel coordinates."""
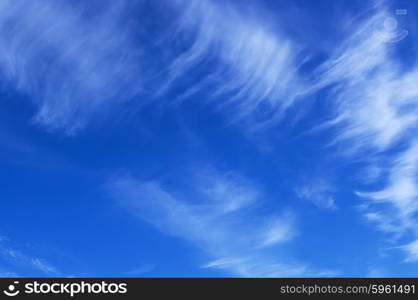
[
  {"left": 195, "top": 169, "right": 261, "bottom": 214},
  {"left": 357, "top": 142, "right": 418, "bottom": 216},
  {"left": 313, "top": 10, "right": 418, "bottom": 152},
  {"left": 306, "top": 4, "right": 418, "bottom": 263},
  {"left": 257, "top": 214, "right": 297, "bottom": 249},
  {"left": 1, "top": 0, "right": 415, "bottom": 143},
  {"left": 0, "top": 0, "right": 142, "bottom": 133},
  {"left": 402, "top": 240, "right": 418, "bottom": 262},
  {"left": 30, "top": 258, "right": 59, "bottom": 275},
  {"left": 2, "top": 0, "right": 417, "bottom": 272},
  {"left": 201, "top": 256, "right": 308, "bottom": 278},
  {"left": 163, "top": 0, "right": 304, "bottom": 126},
  {"left": 366, "top": 267, "right": 389, "bottom": 278},
  {"left": 295, "top": 179, "right": 338, "bottom": 211},
  {"left": 0, "top": 242, "right": 60, "bottom": 276},
  {"left": 357, "top": 142, "right": 418, "bottom": 247},
  {"left": 106, "top": 171, "right": 308, "bottom": 277},
  {"left": 0, "top": 270, "right": 18, "bottom": 277},
  {"left": 0, "top": 0, "right": 308, "bottom": 133}
]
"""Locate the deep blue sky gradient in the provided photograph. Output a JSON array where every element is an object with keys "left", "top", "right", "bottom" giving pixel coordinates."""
[{"left": 0, "top": 0, "right": 418, "bottom": 277}]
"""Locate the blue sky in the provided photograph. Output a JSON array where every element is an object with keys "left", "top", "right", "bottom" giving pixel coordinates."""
[{"left": 0, "top": 0, "right": 418, "bottom": 277}]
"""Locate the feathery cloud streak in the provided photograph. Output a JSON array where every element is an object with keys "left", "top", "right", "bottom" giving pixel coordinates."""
[
  {"left": 312, "top": 6, "right": 418, "bottom": 261},
  {"left": 106, "top": 170, "right": 308, "bottom": 277},
  {"left": 2, "top": 0, "right": 418, "bottom": 271},
  {"left": 0, "top": 0, "right": 142, "bottom": 133},
  {"left": 0, "top": 0, "right": 305, "bottom": 132},
  {"left": 164, "top": 0, "right": 304, "bottom": 123},
  {"left": 0, "top": 237, "right": 60, "bottom": 276}
]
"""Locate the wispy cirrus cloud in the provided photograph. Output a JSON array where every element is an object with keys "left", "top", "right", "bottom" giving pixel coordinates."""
[
  {"left": 2, "top": 0, "right": 415, "bottom": 144},
  {"left": 312, "top": 4, "right": 418, "bottom": 262},
  {"left": 165, "top": 0, "right": 304, "bottom": 125},
  {"left": 2, "top": 0, "right": 418, "bottom": 272},
  {"left": 0, "top": 0, "right": 306, "bottom": 133},
  {"left": 0, "top": 271, "right": 18, "bottom": 277},
  {"left": 313, "top": 10, "right": 418, "bottom": 152},
  {"left": 402, "top": 240, "right": 418, "bottom": 262},
  {"left": 0, "top": 237, "right": 60, "bottom": 276},
  {"left": 357, "top": 142, "right": 418, "bottom": 222},
  {"left": 357, "top": 141, "right": 418, "bottom": 259},
  {"left": 0, "top": 0, "right": 142, "bottom": 133},
  {"left": 106, "top": 170, "right": 309, "bottom": 277}
]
